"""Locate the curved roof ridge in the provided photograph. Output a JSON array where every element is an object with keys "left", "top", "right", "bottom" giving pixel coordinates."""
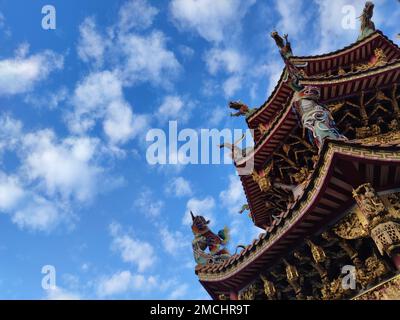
[
  {"left": 291, "top": 30, "right": 397, "bottom": 61},
  {"left": 197, "top": 140, "right": 400, "bottom": 282},
  {"left": 247, "top": 30, "right": 400, "bottom": 126}
]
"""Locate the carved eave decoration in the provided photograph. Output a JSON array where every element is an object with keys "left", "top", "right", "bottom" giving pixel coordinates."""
[
  {"left": 237, "top": 62, "right": 400, "bottom": 228},
  {"left": 248, "top": 31, "right": 400, "bottom": 143},
  {"left": 196, "top": 139, "right": 400, "bottom": 297}
]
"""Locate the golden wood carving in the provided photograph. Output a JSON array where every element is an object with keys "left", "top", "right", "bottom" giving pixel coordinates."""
[
  {"left": 238, "top": 283, "right": 258, "bottom": 300},
  {"left": 355, "top": 48, "right": 387, "bottom": 72},
  {"left": 260, "top": 275, "right": 277, "bottom": 300},
  {"left": 357, "top": 130, "right": 400, "bottom": 144},
  {"left": 283, "top": 259, "right": 304, "bottom": 299},
  {"left": 258, "top": 123, "right": 269, "bottom": 135},
  {"left": 252, "top": 163, "right": 273, "bottom": 192},
  {"left": 332, "top": 211, "right": 369, "bottom": 239},
  {"left": 306, "top": 240, "right": 326, "bottom": 263},
  {"left": 321, "top": 278, "right": 346, "bottom": 300},
  {"left": 371, "top": 221, "right": 400, "bottom": 256},
  {"left": 383, "top": 193, "right": 400, "bottom": 219},
  {"left": 353, "top": 183, "right": 386, "bottom": 228},
  {"left": 354, "top": 274, "right": 400, "bottom": 300}
]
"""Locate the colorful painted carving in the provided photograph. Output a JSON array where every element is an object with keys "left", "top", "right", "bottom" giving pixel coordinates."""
[
  {"left": 190, "top": 212, "right": 230, "bottom": 265},
  {"left": 271, "top": 31, "right": 346, "bottom": 148},
  {"left": 228, "top": 101, "right": 257, "bottom": 118},
  {"left": 292, "top": 86, "right": 347, "bottom": 148},
  {"left": 358, "top": 1, "right": 375, "bottom": 41}
]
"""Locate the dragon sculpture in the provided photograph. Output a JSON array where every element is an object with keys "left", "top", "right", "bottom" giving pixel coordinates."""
[
  {"left": 190, "top": 211, "right": 231, "bottom": 265},
  {"left": 239, "top": 204, "right": 250, "bottom": 214},
  {"left": 229, "top": 101, "right": 257, "bottom": 118},
  {"left": 218, "top": 133, "right": 254, "bottom": 162},
  {"left": 271, "top": 31, "right": 293, "bottom": 60},
  {"left": 271, "top": 30, "right": 346, "bottom": 148},
  {"left": 358, "top": 1, "right": 375, "bottom": 41}
]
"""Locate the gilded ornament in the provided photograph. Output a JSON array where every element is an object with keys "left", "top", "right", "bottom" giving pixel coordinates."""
[{"left": 332, "top": 211, "right": 369, "bottom": 239}]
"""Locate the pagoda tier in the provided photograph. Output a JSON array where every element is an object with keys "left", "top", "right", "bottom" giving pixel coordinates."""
[
  {"left": 238, "top": 35, "right": 400, "bottom": 229},
  {"left": 197, "top": 137, "right": 400, "bottom": 299},
  {"left": 192, "top": 2, "right": 400, "bottom": 301},
  {"left": 248, "top": 31, "right": 400, "bottom": 143}
]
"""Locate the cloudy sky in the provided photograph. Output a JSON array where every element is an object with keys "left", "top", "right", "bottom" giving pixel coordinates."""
[{"left": 0, "top": 0, "right": 399, "bottom": 300}]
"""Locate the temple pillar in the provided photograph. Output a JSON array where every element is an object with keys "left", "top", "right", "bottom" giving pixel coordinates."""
[{"left": 353, "top": 183, "right": 400, "bottom": 267}]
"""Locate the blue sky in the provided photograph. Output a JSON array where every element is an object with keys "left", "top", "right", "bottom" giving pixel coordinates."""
[{"left": 0, "top": 0, "right": 399, "bottom": 300}]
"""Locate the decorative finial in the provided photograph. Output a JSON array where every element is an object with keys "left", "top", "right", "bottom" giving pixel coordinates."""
[
  {"left": 228, "top": 101, "right": 256, "bottom": 118},
  {"left": 358, "top": 1, "right": 376, "bottom": 41},
  {"left": 270, "top": 30, "right": 293, "bottom": 60},
  {"left": 191, "top": 213, "right": 230, "bottom": 265}
]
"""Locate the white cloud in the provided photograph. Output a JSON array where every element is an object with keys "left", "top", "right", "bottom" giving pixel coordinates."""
[
  {"left": 0, "top": 171, "right": 65, "bottom": 232},
  {"left": 24, "top": 87, "right": 68, "bottom": 110},
  {"left": 118, "top": 0, "right": 159, "bottom": 32},
  {"left": 219, "top": 174, "right": 245, "bottom": 215},
  {"left": 206, "top": 106, "right": 226, "bottom": 127},
  {"left": 96, "top": 270, "right": 162, "bottom": 297},
  {"left": 0, "top": 11, "right": 10, "bottom": 36},
  {"left": 159, "top": 226, "right": 189, "bottom": 256},
  {"left": 0, "top": 115, "right": 22, "bottom": 154},
  {"left": 118, "top": 31, "right": 181, "bottom": 88},
  {"left": 134, "top": 190, "right": 164, "bottom": 218},
  {"left": 222, "top": 75, "right": 241, "bottom": 98},
  {"left": 156, "top": 95, "right": 191, "bottom": 124},
  {"left": 204, "top": 48, "right": 244, "bottom": 75},
  {"left": 76, "top": 12, "right": 181, "bottom": 89},
  {"left": 203, "top": 47, "right": 246, "bottom": 98},
  {"left": 168, "top": 283, "right": 188, "bottom": 300},
  {"left": 45, "top": 287, "right": 81, "bottom": 300},
  {"left": 166, "top": 177, "right": 192, "bottom": 197},
  {"left": 218, "top": 176, "right": 262, "bottom": 246},
  {"left": 21, "top": 129, "right": 101, "bottom": 202},
  {"left": 170, "top": 0, "right": 255, "bottom": 43},
  {"left": 0, "top": 12, "right": 5, "bottom": 29},
  {"left": 275, "top": 0, "right": 309, "bottom": 37},
  {"left": 313, "top": 0, "right": 365, "bottom": 54},
  {"left": 0, "top": 173, "right": 24, "bottom": 211},
  {"left": 273, "top": 0, "right": 397, "bottom": 56},
  {"left": 0, "top": 115, "right": 118, "bottom": 232},
  {"left": 0, "top": 48, "right": 63, "bottom": 96},
  {"left": 103, "top": 100, "right": 137, "bottom": 144},
  {"left": 263, "top": 60, "right": 283, "bottom": 96},
  {"left": 110, "top": 222, "right": 156, "bottom": 272},
  {"left": 178, "top": 45, "right": 195, "bottom": 60},
  {"left": 69, "top": 70, "right": 124, "bottom": 133},
  {"left": 77, "top": 17, "right": 107, "bottom": 66},
  {"left": 81, "top": 263, "right": 90, "bottom": 272},
  {"left": 68, "top": 70, "right": 146, "bottom": 145},
  {"left": 97, "top": 270, "right": 133, "bottom": 297},
  {"left": 183, "top": 196, "right": 215, "bottom": 226},
  {"left": 11, "top": 195, "right": 64, "bottom": 232}
]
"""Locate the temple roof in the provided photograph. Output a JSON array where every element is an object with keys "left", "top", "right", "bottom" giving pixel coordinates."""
[
  {"left": 247, "top": 31, "right": 400, "bottom": 143},
  {"left": 241, "top": 58, "right": 400, "bottom": 166},
  {"left": 237, "top": 57, "right": 400, "bottom": 229},
  {"left": 197, "top": 137, "right": 400, "bottom": 297}
]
